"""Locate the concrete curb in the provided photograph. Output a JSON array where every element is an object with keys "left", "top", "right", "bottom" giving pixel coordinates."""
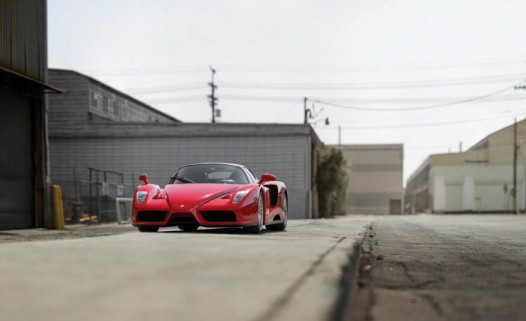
[
  {"left": 330, "top": 241, "right": 362, "bottom": 321},
  {"left": 265, "top": 236, "right": 363, "bottom": 321}
]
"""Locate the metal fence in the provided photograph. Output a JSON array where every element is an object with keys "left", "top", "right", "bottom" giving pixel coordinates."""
[{"left": 52, "top": 173, "right": 135, "bottom": 224}]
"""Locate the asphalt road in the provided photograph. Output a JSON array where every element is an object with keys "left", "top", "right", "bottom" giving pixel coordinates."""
[
  {"left": 350, "top": 215, "right": 526, "bottom": 321},
  {"left": 0, "top": 217, "right": 370, "bottom": 321}
]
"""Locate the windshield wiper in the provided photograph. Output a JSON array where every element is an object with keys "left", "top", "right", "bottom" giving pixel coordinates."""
[{"left": 172, "top": 175, "right": 195, "bottom": 184}]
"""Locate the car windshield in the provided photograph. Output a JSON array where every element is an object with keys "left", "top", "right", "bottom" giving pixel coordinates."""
[{"left": 169, "top": 164, "right": 249, "bottom": 184}]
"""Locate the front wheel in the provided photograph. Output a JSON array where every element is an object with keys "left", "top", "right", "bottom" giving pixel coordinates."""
[
  {"left": 244, "top": 194, "right": 264, "bottom": 234},
  {"left": 138, "top": 226, "right": 159, "bottom": 233}
]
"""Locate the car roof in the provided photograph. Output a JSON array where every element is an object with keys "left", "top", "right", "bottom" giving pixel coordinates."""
[{"left": 183, "top": 163, "right": 246, "bottom": 168}]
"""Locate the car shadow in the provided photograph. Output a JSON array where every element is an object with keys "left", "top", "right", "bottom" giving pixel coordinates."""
[{"left": 159, "top": 227, "right": 278, "bottom": 235}]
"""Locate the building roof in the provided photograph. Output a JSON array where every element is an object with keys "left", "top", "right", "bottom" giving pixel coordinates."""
[
  {"left": 49, "top": 122, "right": 317, "bottom": 139},
  {"left": 468, "top": 116, "right": 526, "bottom": 151},
  {"left": 337, "top": 144, "right": 404, "bottom": 151},
  {"left": 0, "top": 66, "right": 64, "bottom": 96},
  {"left": 406, "top": 117, "right": 526, "bottom": 185},
  {"left": 49, "top": 68, "right": 181, "bottom": 123}
]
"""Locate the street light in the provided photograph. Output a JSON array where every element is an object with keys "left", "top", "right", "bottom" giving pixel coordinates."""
[{"left": 303, "top": 97, "right": 329, "bottom": 126}]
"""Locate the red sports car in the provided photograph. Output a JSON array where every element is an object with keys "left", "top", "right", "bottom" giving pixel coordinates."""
[{"left": 132, "top": 163, "right": 288, "bottom": 234}]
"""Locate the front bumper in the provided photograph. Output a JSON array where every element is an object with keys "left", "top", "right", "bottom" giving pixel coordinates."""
[{"left": 132, "top": 199, "right": 259, "bottom": 228}]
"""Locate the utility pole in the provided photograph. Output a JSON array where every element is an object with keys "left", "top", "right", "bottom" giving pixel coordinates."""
[
  {"left": 515, "top": 83, "right": 526, "bottom": 213},
  {"left": 208, "top": 66, "right": 218, "bottom": 123},
  {"left": 303, "top": 97, "right": 308, "bottom": 124},
  {"left": 514, "top": 118, "right": 518, "bottom": 214},
  {"left": 338, "top": 126, "right": 342, "bottom": 146}
]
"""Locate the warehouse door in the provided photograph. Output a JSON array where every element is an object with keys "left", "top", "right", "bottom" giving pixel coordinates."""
[
  {"left": 389, "top": 199, "right": 402, "bottom": 215},
  {"left": 0, "top": 89, "right": 33, "bottom": 229}
]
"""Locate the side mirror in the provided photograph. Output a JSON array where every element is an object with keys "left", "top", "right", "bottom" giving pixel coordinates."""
[
  {"left": 258, "top": 173, "right": 276, "bottom": 185},
  {"left": 139, "top": 173, "right": 149, "bottom": 185}
]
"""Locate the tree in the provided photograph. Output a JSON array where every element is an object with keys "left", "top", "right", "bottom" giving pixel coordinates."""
[{"left": 316, "top": 147, "right": 349, "bottom": 217}]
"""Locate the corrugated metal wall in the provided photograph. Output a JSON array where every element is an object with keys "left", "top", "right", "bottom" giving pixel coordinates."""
[
  {"left": 0, "top": 88, "right": 33, "bottom": 229},
  {"left": 50, "top": 135, "right": 311, "bottom": 219},
  {"left": 0, "top": 0, "right": 46, "bottom": 80}
]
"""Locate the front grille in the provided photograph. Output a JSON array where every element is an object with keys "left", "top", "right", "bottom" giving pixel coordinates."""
[
  {"left": 169, "top": 213, "right": 198, "bottom": 225},
  {"left": 200, "top": 211, "right": 237, "bottom": 222},
  {"left": 137, "top": 211, "right": 167, "bottom": 222}
]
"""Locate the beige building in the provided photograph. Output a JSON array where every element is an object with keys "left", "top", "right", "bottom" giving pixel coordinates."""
[
  {"left": 338, "top": 144, "right": 404, "bottom": 214},
  {"left": 405, "top": 118, "right": 526, "bottom": 213}
]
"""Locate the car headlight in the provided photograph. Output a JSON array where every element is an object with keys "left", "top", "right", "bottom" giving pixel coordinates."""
[
  {"left": 232, "top": 190, "right": 249, "bottom": 203},
  {"left": 136, "top": 191, "right": 148, "bottom": 204}
]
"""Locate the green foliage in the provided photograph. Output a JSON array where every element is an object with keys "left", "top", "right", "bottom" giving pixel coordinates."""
[{"left": 316, "top": 147, "right": 349, "bottom": 217}]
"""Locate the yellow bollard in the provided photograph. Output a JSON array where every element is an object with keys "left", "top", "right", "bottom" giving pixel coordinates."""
[{"left": 51, "top": 185, "right": 65, "bottom": 230}]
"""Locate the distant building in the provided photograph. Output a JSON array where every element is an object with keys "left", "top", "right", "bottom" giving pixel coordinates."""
[
  {"left": 0, "top": 1, "right": 63, "bottom": 229},
  {"left": 337, "top": 144, "right": 404, "bottom": 214},
  {"left": 405, "top": 118, "right": 526, "bottom": 213},
  {"left": 48, "top": 70, "right": 322, "bottom": 221}
]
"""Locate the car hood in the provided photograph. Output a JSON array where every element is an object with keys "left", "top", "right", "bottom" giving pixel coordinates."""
[{"left": 164, "top": 184, "right": 241, "bottom": 210}]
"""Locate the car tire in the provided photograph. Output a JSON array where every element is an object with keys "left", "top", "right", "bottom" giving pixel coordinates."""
[
  {"left": 266, "top": 196, "right": 287, "bottom": 231},
  {"left": 178, "top": 225, "right": 199, "bottom": 232},
  {"left": 138, "top": 226, "right": 159, "bottom": 233},
  {"left": 244, "top": 194, "right": 264, "bottom": 234}
]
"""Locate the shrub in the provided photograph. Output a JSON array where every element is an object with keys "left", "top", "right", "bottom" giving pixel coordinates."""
[{"left": 316, "top": 147, "right": 349, "bottom": 217}]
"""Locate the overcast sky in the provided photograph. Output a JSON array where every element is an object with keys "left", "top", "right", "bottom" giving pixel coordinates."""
[{"left": 48, "top": 0, "right": 526, "bottom": 184}]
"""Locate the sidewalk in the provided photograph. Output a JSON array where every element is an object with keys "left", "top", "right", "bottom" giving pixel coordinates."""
[{"left": 0, "top": 223, "right": 137, "bottom": 243}]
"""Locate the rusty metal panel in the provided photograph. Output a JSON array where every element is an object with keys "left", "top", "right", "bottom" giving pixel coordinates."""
[{"left": 0, "top": 0, "right": 46, "bottom": 81}]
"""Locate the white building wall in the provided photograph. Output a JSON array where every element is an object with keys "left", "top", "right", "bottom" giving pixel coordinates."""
[{"left": 430, "top": 165, "right": 526, "bottom": 212}]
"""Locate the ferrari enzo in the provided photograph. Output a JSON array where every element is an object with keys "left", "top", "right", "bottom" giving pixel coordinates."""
[{"left": 132, "top": 163, "right": 288, "bottom": 234}]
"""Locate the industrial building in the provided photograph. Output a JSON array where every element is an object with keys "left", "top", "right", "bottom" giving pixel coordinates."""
[
  {"left": 0, "top": 1, "right": 62, "bottom": 229},
  {"left": 337, "top": 144, "right": 404, "bottom": 214},
  {"left": 48, "top": 70, "right": 322, "bottom": 221},
  {"left": 48, "top": 69, "right": 180, "bottom": 125},
  {"left": 405, "top": 118, "right": 526, "bottom": 213}
]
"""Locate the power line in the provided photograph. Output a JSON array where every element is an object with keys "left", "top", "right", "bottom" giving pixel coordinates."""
[
  {"left": 217, "top": 56, "right": 526, "bottom": 72},
  {"left": 85, "top": 66, "right": 207, "bottom": 76},
  {"left": 314, "top": 112, "right": 526, "bottom": 130},
  {"left": 143, "top": 95, "right": 206, "bottom": 103},
  {"left": 311, "top": 84, "right": 520, "bottom": 112},
  {"left": 143, "top": 92, "right": 526, "bottom": 105},
  {"left": 122, "top": 73, "right": 526, "bottom": 95},
  {"left": 126, "top": 83, "right": 205, "bottom": 94},
  {"left": 220, "top": 73, "right": 526, "bottom": 90},
  {"left": 217, "top": 93, "right": 526, "bottom": 103},
  {"left": 82, "top": 56, "right": 526, "bottom": 76}
]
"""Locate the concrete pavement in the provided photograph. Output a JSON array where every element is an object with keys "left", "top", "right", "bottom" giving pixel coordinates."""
[
  {"left": 0, "top": 223, "right": 136, "bottom": 243},
  {"left": 0, "top": 217, "right": 370, "bottom": 321}
]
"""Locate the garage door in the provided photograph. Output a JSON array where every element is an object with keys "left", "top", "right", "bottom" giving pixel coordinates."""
[{"left": 0, "top": 89, "right": 33, "bottom": 229}]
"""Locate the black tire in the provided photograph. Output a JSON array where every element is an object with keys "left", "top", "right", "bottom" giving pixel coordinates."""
[
  {"left": 138, "top": 226, "right": 159, "bottom": 233},
  {"left": 266, "top": 195, "right": 287, "bottom": 231},
  {"left": 178, "top": 225, "right": 199, "bottom": 232},
  {"left": 244, "top": 194, "right": 264, "bottom": 234}
]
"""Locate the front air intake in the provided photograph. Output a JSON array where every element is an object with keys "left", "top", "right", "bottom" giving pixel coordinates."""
[
  {"left": 168, "top": 213, "right": 199, "bottom": 225},
  {"left": 200, "top": 211, "right": 237, "bottom": 222},
  {"left": 137, "top": 211, "right": 167, "bottom": 222}
]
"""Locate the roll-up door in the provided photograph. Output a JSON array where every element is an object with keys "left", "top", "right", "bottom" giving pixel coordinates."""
[{"left": 0, "top": 89, "right": 33, "bottom": 229}]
